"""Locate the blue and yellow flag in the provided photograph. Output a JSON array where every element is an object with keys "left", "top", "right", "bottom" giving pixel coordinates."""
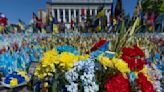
[
  {"left": 96, "top": 9, "right": 105, "bottom": 19},
  {"left": 95, "top": 21, "right": 101, "bottom": 32},
  {"left": 53, "top": 24, "right": 58, "bottom": 34}
]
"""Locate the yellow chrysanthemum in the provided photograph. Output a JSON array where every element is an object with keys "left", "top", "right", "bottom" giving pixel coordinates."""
[
  {"left": 78, "top": 54, "right": 90, "bottom": 60},
  {"left": 10, "top": 78, "right": 18, "bottom": 86},
  {"left": 58, "top": 52, "right": 77, "bottom": 70},
  {"left": 34, "top": 63, "right": 56, "bottom": 80},
  {"left": 113, "top": 58, "right": 130, "bottom": 74},
  {"left": 34, "top": 50, "right": 58, "bottom": 80},
  {"left": 41, "top": 50, "right": 58, "bottom": 66},
  {"left": 97, "top": 54, "right": 114, "bottom": 69}
]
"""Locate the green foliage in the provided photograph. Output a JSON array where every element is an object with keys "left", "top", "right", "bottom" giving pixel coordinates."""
[
  {"left": 141, "top": 0, "right": 164, "bottom": 15},
  {"left": 159, "top": 1, "right": 164, "bottom": 13}
]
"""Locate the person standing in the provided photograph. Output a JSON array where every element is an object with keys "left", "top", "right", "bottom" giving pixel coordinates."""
[{"left": 149, "top": 12, "right": 155, "bottom": 32}]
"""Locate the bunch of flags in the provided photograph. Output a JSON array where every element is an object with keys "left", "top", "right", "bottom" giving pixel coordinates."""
[
  {"left": 0, "top": 13, "right": 8, "bottom": 33},
  {"left": 92, "top": 4, "right": 105, "bottom": 32},
  {"left": 33, "top": 12, "right": 46, "bottom": 33},
  {"left": 18, "top": 19, "right": 26, "bottom": 30}
]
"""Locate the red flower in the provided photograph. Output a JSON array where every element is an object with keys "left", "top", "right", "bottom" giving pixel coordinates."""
[
  {"left": 104, "top": 74, "right": 131, "bottom": 92},
  {"left": 135, "top": 73, "right": 154, "bottom": 92},
  {"left": 133, "top": 45, "right": 144, "bottom": 57},
  {"left": 122, "top": 45, "right": 146, "bottom": 71},
  {"left": 135, "top": 59, "right": 146, "bottom": 71},
  {"left": 122, "top": 47, "right": 137, "bottom": 57}
]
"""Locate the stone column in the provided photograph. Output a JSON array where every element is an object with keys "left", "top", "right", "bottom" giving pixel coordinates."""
[
  {"left": 84, "top": 9, "right": 87, "bottom": 18},
  {"left": 63, "top": 9, "right": 66, "bottom": 22},
  {"left": 95, "top": 9, "right": 97, "bottom": 15},
  {"left": 52, "top": 9, "right": 55, "bottom": 17},
  {"left": 74, "top": 9, "right": 76, "bottom": 22},
  {"left": 69, "top": 9, "right": 71, "bottom": 23},
  {"left": 57, "top": 9, "right": 60, "bottom": 22},
  {"left": 90, "top": 9, "right": 92, "bottom": 16}
]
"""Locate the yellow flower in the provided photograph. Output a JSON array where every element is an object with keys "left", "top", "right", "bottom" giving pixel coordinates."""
[
  {"left": 97, "top": 54, "right": 114, "bottom": 69},
  {"left": 10, "top": 78, "right": 18, "bottom": 86},
  {"left": 24, "top": 76, "right": 29, "bottom": 81},
  {"left": 44, "top": 82, "right": 49, "bottom": 87},
  {"left": 58, "top": 52, "right": 77, "bottom": 70},
  {"left": 113, "top": 58, "right": 130, "bottom": 74},
  {"left": 34, "top": 63, "right": 56, "bottom": 80},
  {"left": 78, "top": 54, "right": 90, "bottom": 60},
  {"left": 139, "top": 66, "right": 152, "bottom": 82},
  {"left": 140, "top": 66, "right": 148, "bottom": 75},
  {"left": 134, "top": 72, "right": 138, "bottom": 77}
]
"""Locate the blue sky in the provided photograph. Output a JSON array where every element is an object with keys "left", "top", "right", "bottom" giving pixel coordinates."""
[{"left": 0, "top": 0, "right": 137, "bottom": 24}]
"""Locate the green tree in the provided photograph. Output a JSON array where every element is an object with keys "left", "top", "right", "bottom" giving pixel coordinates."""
[
  {"left": 141, "top": 0, "right": 163, "bottom": 15},
  {"left": 159, "top": 1, "right": 164, "bottom": 13}
]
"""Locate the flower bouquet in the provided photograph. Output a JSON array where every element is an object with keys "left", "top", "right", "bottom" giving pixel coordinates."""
[{"left": 2, "top": 71, "right": 31, "bottom": 88}]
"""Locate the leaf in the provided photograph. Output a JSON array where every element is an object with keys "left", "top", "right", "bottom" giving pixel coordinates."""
[{"left": 129, "top": 17, "right": 140, "bottom": 36}]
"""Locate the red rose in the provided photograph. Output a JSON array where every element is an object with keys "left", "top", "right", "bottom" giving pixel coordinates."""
[
  {"left": 135, "top": 73, "right": 155, "bottom": 92},
  {"left": 122, "top": 45, "right": 146, "bottom": 71},
  {"left": 133, "top": 45, "right": 144, "bottom": 57},
  {"left": 104, "top": 74, "right": 131, "bottom": 92},
  {"left": 122, "top": 47, "right": 138, "bottom": 57},
  {"left": 135, "top": 59, "right": 146, "bottom": 71}
]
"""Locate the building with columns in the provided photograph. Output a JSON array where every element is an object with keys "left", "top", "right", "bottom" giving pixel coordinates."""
[{"left": 47, "top": 0, "right": 113, "bottom": 24}]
